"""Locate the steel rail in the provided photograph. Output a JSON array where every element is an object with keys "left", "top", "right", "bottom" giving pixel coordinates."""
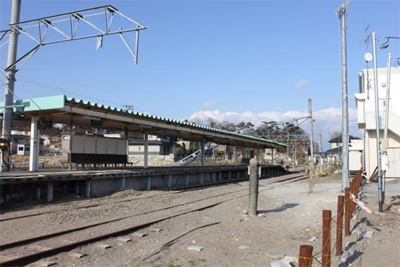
[
  {"left": 1, "top": 173, "right": 305, "bottom": 248},
  {"left": 0, "top": 170, "right": 301, "bottom": 221},
  {"left": 0, "top": 202, "right": 221, "bottom": 266},
  {"left": 0, "top": 173, "right": 308, "bottom": 266}
]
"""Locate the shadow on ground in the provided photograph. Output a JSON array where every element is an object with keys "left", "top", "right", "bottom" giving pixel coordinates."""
[{"left": 258, "top": 203, "right": 299, "bottom": 214}]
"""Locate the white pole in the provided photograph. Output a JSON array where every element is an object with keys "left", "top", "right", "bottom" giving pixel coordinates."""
[
  {"left": 382, "top": 53, "right": 391, "bottom": 200},
  {"left": 308, "top": 99, "right": 314, "bottom": 169},
  {"left": 372, "top": 32, "right": 383, "bottom": 212},
  {"left": 338, "top": 5, "right": 350, "bottom": 191},
  {"left": 144, "top": 132, "right": 148, "bottom": 168},
  {"left": 29, "top": 117, "right": 39, "bottom": 171},
  {"left": 384, "top": 53, "right": 392, "bottom": 140}
]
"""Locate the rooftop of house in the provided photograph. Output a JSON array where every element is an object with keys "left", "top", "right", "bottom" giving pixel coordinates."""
[{"left": 328, "top": 135, "right": 361, "bottom": 144}]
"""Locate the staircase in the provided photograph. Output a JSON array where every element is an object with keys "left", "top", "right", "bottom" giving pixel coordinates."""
[{"left": 175, "top": 143, "right": 220, "bottom": 166}]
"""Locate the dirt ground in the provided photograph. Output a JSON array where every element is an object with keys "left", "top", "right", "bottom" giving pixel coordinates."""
[{"left": 0, "top": 174, "right": 399, "bottom": 267}]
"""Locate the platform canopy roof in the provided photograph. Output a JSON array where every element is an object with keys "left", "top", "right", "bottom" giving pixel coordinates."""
[{"left": 1, "top": 95, "right": 286, "bottom": 149}]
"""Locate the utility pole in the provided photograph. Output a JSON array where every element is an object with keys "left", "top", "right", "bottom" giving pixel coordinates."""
[
  {"left": 1, "top": 0, "right": 21, "bottom": 172},
  {"left": 372, "top": 32, "right": 383, "bottom": 212},
  {"left": 308, "top": 99, "right": 314, "bottom": 169},
  {"left": 318, "top": 131, "right": 323, "bottom": 152},
  {"left": 337, "top": 0, "right": 351, "bottom": 190},
  {"left": 382, "top": 53, "right": 392, "bottom": 203},
  {"left": 0, "top": 4, "right": 145, "bottom": 172}
]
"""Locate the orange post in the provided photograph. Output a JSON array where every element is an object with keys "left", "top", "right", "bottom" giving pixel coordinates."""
[
  {"left": 344, "top": 187, "right": 350, "bottom": 236},
  {"left": 322, "top": 210, "right": 332, "bottom": 267},
  {"left": 299, "top": 245, "right": 313, "bottom": 267},
  {"left": 336, "top": 195, "right": 344, "bottom": 256}
]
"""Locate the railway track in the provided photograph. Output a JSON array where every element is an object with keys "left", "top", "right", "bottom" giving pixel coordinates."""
[
  {"left": 0, "top": 170, "right": 303, "bottom": 222},
  {"left": 0, "top": 172, "right": 308, "bottom": 266}
]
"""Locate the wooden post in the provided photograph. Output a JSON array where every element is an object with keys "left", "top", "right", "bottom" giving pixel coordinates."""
[
  {"left": 336, "top": 195, "right": 344, "bottom": 256},
  {"left": 299, "top": 245, "right": 313, "bottom": 267},
  {"left": 248, "top": 158, "right": 259, "bottom": 216},
  {"left": 322, "top": 210, "right": 332, "bottom": 267},
  {"left": 344, "top": 187, "right": 350, "bottom": 236}
]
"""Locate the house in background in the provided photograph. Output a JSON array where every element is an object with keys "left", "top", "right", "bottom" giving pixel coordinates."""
[
  {"left": 129, "top": 135, "right": 173, "bottom": 160},
  {"left": 356, "top": 67, "right": 400, "bottom": 179},
  {"left": 324, "top": 135, "right": 363, "bottom": 172},
  {"left": 10, "top": 131, "right": 45, "bottom": 156}
]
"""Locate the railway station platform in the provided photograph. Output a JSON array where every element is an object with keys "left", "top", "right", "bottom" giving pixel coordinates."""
[{"left": 0, "top": 165, "right": 286, "bottom": 204}]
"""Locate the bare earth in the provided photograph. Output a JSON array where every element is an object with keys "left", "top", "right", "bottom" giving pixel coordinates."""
[{"left": 0, "top": 174, "right": 399, "bottom": 267}]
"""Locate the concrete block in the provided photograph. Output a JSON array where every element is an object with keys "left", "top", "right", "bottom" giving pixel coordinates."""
[
  {"left": 40, "top": 261, "right": 57, "bottom": 267},
  {"left": 117, "top": 237, "right": 132, "bottom": 243},
  {"left": 266, "top": 251, "right": 285, "bottom": 260},
  {"left": 96, "top": 244, "right": 112, "bottom": 249},
  {"left": 68, "top": 252, "right": 87, "bottom": 259},
  {"left": 132, "top": 232, "right": 147, "bottom": 237},
  {"left": 270, "top": 258, "right": 291, "bottom": 267},
  {"left": 188, "top": 245, "right": 204, "bottom": 252},
  {"left": 238, "top": 245, "right": 249, "bottom": 249}
]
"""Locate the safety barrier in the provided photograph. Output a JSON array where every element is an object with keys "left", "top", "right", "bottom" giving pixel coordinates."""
[{"left": 298, "top": 168, "right": 364, "bottom": 267}]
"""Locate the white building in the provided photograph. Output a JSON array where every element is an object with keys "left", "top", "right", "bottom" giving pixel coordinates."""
[{"left": 356, "top": 67, "right": 400, "bottom": 178}]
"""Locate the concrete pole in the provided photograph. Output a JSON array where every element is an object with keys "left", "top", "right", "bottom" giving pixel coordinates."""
[
  {"left": 125, "top": 129, "right": 129, "bottom": 165},
  {"left": 0, "top": 0, "right": 21, "bottom": 172},
  {"left": 68, "top": 115, "right": 73, "bottom": 169},
  {"left": 256, "top": 148, "right": 260, "bottom": 163},
  {"left": 144, "top": 132, "right": 148, "bottom": 168},
  {"left": 29, "top": 117, "right": 39, "bottom": 171},
  {"left": 248, "top": 158, "right": 258, "bottom": 216},
  {"left": 384, "top": 53, "right": 392, "bottom": 140},
  {"left": 308, "top": 99, "right": 314, "bottom": 169},
  {"left": 201, "top": 139, "right": 205, "bottom": 167},
  {"left": 36, "top": 127, "right": 40, "bottom": 169},
  {"left": 225, "top": 145, "right": 229, "bottom": 160},
  {"left": 372, "top": 32, "right": 383, "bottom": 212},
  {"left": 383, "top": 53, "right": 391, "bottom": 202},
  {"left": 271, "top": 148, "right": 274, "bottom": 164},
  {"left": 319, "top": 131, "right": 323, "bottom": 152},
  {"left": 339, "top": 6, "right": 350, "bottom": 191}
]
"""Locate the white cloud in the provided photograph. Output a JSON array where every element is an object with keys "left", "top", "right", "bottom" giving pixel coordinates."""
[{"left": 296, "top": 79, "right": 309, "bottom": 89}]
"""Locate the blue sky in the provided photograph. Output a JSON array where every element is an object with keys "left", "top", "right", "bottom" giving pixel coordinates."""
[{"left": 1, "top": 0, "right": 399, "bottom": 147}]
